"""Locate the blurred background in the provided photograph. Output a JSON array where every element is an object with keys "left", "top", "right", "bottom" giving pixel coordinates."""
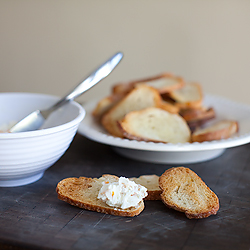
[{"left": 0, "top": 0, "right": 250, "bottom": 104}]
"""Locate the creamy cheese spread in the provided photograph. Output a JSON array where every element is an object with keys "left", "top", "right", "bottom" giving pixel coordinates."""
[{"left": 97, "top": 177, "right": 147, "bottom": 209}]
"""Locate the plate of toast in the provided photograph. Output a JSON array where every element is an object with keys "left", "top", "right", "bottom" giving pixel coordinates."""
[{"left": 78, "top": 73, "right": 250, "bottom": 164}]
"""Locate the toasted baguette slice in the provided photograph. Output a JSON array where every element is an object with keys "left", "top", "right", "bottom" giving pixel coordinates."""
[
  {"left": 180, "top": 107, "right": 215, "bottom": 122},
  {"left": 159, "top": 167, "right": 219, "bottom": 219},
  {"left": 134, "top": 73, "right": 185, "bottom": 94},
  {"left": 112, "top": 73, "right": 184, "bottom": 95},
  {"left": 56, "top": 174, "right": 145, "bottom": 217},
  {"left": 188, "top": 117, "right": 214, "bottom": 133},
  {"left": 169, "top": 83, "right": 203, "bottom": 109},
  {"left": 102, "top": 85, "right": 162, "bottom": 137},
  {"left": 112, "top": 81, "right": 135, "bottom": 96},
  {"left": 191, "top": 120, "right": 239, "bottom": 142},
  {"left": 119, "top": 107, "right": 191, "bottom": 143},
  {"left": 130, "top": 175, "right": 161, "bottom": 200},
  {"left": 180, "top": 107, "right": 216, "bottom": 132},
  {"left": 92, "top": 93, "right": 124, "bottom": 120},
  {"left": 158, "top": 100, "right": 180, "bottom": 114}
]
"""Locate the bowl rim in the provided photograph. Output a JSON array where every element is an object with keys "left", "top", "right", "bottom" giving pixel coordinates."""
[{"left": 0, "top": 92, "right": 85, "bottom": 138}]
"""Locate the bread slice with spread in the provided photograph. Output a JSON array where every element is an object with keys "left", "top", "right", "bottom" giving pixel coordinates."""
[{"left": 56, "top": 174, "right": 147, "bottom": 217}]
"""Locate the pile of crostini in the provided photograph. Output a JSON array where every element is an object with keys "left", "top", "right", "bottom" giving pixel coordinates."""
[{"left": 92, "top": 73, "right": 238, "bottom": 143}]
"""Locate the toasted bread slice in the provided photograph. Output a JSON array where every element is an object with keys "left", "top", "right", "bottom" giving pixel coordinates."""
[
  {"left": 159, "top": 167, "right": 219, "bottom": 219},
  {"left": 169, "top": 83, "right": 203, "bottom": 109},
  {"left": 180, "top": 107, "right": 215, "bottom": 122},
  {"left": 101, "top": 85, "right": 162, "bottom": 137},
  {"left": 112, "top": 73, "right": 184, "bottom": 96},
  {"left": 112, "top": 81, "right": 135, "bottom": 96},
  {"left": 134, "top": 73, "right": 185, "bottom": 94},
  {"left": 92, "top": 93, "right": 124, "bottom": 120},
  {"left": 191, "top": 120, "right": 238, "bottom": 142},
  {"left": 130, "top": 175, "right": 161, "bottom": 200},
  {"left": 188, "top": 117, "right": 214, "bottom": 133},
  {"left": 158, "top": 100, "right": 180, "bottom": 114},
  {"left": 119, "top": 107, "right": 191, "bottom": 143},
  {"left": 180, "top": 107, "right": 216, "bottom": 132},
  {"left": 56, "top": 174, "right": 145, "bottom": 217}
]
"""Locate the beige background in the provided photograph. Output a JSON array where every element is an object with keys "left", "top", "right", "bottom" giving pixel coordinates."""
[{"left": 0, "top": 0, "right": 250, "bottom": 105}]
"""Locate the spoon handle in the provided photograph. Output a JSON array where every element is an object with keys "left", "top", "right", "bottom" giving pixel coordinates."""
[{"left": 43, "top": 52, "right": 123, "bottom": 118}]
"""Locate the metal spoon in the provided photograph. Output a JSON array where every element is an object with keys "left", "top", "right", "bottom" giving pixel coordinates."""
[{"left": 9, "top": 52, "right": 123, "bottom": 133}]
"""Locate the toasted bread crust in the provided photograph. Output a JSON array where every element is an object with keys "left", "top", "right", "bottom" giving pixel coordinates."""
[
  {"left": 112, "top": 81, "right": 135, "bottom": 96},
  {"left": 57, "top": 192, "right": 144, "bottom": 217},
  {"left": 159, "top": 167, "right": 219, "bottom": 219},
  {"left": 169, "top": 83, "right": 203, "bottom": 109},
  {"left": 101, "top": 85, "right": 162, "bottom": 137},
  {"left": 133, "top": 73, "right": 185, "bottom": 94},
  {"left": 130, "top": 175, "right": 161, "bottom": 200},
  {"left": 158, "top": 100, "right": 180, "bottom": 114},
  {"left": 160, "top": 197, "right": 220, "bottom": 219},
  {"left": 188, "top": 117, "right": 215, "bottom": 133},
  {"left": 112, "top": 73, "right": 185, "bottom": 96},
  {"left": 118, "top": 107, "right": 191, "bottom": 144},
  {"left": 180, "top": 107, "right": 216, "bottom": 132},
  {"left": 191, "top": 120, "right": 239, "bottom": 142},
  {"left": 56, "top": 175, "right": 145, "bottom": 217},
  {"left": 92, "top": 93, "right": 124, "bottom": 120},
  {"left": 180, "top": 107, "right": 215, "bottom": 122},
  {"left": 144, "top": 190, "right": 162, "bottom": 201}
]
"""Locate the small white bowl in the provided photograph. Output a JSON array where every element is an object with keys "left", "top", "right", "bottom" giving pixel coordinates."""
[{"left": 0, "top": 92, "right": 85, "bottom": 187}]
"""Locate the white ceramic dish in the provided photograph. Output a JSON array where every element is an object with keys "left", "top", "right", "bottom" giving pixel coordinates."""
[
  {"left": 78, "top": 94, "right": 250, "bottom": 164},
  {"left": 0, "top": 93, "right": 85, "bottom": 187}
]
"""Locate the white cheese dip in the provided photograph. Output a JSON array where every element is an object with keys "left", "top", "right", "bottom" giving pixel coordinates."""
[{"left": 97, "top": 177, "right": 147, "bottom": 209}]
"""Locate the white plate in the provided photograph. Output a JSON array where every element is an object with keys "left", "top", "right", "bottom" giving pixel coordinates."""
[{"left": 78, "top": 94, "right": 250, "bottom": 164}]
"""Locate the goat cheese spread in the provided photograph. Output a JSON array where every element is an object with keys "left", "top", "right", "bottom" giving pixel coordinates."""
[{"left": 97, "top": 177, "right": 147, "bottom": 209}]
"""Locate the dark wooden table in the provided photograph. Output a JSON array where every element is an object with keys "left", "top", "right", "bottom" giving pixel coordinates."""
[{"left": 1, "top": 133, "right": 250, "bottom": 250}]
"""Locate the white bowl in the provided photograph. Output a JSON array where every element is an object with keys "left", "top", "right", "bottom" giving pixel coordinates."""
[{"left": 0, "top": 92, "right": 85, "bottom": 187}]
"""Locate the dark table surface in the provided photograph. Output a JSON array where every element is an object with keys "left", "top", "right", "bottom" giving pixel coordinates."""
[{"left": 1, "top": 133, "right": 250, "bottom": 250}]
